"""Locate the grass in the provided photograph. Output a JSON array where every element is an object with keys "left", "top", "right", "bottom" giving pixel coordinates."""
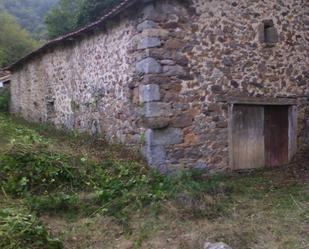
[
  {"left": 0, "top": 112, "right": 308, "bottom": 249},
  {"left": 0, "top": 197, "right": 62, "bottom": 249}
]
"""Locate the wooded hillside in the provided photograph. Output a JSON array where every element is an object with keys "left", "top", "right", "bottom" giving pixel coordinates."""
[
  {"left": 0, "top": 11, "right": 38, "bottom": 68},
  {"left": 0, "top": 0, "right": 58, "bottom": 39},
  {"left": 0, "top": 0, "right": 122, "bottom": 67}
]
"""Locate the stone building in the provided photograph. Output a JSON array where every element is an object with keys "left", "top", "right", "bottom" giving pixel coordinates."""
[{"left": 7, "top": 0, "right": 309, "bottom": 172}]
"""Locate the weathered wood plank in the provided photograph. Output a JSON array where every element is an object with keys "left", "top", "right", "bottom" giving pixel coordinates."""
[
  {"left": 230, "top": 105, "right": 265, "bottom": 170},
  {"left": 265, "top": 106, "right": 289, "bottom": 167},
  {"left": 288, "top": 106, "right": 298, "bottom": 161}
]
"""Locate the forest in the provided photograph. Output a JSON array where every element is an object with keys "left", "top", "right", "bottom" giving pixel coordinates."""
[
  {"left": 0, "top": 0, "right": 58, "bottom": 39},
  {"left": 0, "top": 0, "right": 121, "bottom": 68}
]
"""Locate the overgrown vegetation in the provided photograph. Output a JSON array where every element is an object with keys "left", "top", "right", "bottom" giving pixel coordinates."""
[
  {"left": 0, "top": 116, "right": 169, "bottom": 218},
  {"left": 0, "top": 88, "right": 9, "bottom": 112},
  {"left": 0, "top": 113, "right": 308, "bottom": 249},
  {"left": 0, "top": 204, "right": 62, "bottom": 249}
]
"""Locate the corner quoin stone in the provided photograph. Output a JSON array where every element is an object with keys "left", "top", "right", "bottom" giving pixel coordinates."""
[
  {"left": 145, "top": 127, "right": 183, "bottom": 146},
  {"left": 139, "top": 84, "right": 160, "bottom": 103},
  {"left": 145, "top": 144, "right": 166, "bottom": 168},
  {"left": 138, "top": 37, "right": 162, "bottom": 50},
  {"left": 143, "top": 102, "right": 172, "bottom": 118},
  {"left": 136, "top": 57, "right": 162, "bottom": 74},
  {"left": 137, "top": 20, "right": 157, "bottom": 32}
]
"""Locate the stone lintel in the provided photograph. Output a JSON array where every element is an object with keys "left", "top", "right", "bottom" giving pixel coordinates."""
[
  {"left": 139, "top": 84, "right": 160, "bottom": 103},
  {"left": 216, "top": 96, "right": 298, "bottom": 106}
]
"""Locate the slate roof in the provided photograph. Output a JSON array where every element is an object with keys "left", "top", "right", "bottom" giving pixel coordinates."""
[{"left": 7, "top": 0, "right": 139, "bottom": 71}]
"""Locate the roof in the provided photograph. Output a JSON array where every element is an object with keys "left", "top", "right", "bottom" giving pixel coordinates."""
[
  {"left": 0, "top": 70, "right": 11, "bottom": 83},
  {"left": 7, "top": 0, "right": 139, "bottom": 71}
]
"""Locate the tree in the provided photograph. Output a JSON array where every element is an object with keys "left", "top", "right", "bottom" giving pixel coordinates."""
[
  {"left": 0, "top": 11, "right": 39, "bottom": 68},
  {"left": 45, "top": 0, "right": 122, "bottom": 39},
  {"left": 45, "top": 0, "right": 83, "bottom": 39},
  {"left": 77, "top": 0, "right": 121, "bottom": 27},
  {"left": 0, "top": 0, "right": 58, "bottom": 40}
]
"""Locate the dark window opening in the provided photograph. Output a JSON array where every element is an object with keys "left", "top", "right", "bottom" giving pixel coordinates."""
[
  {"left": 33, "top": 101, "right": 39, "bottom": 108},
  {"left": 46, "top": 100, "right": 56, "bottom": 120},
  {"left": 259, "top": 20, "right": 278, "bottom": 45}
]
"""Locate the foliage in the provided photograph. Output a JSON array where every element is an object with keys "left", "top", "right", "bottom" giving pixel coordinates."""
[
  {"left": 0, "top": 113, "right": 228, "bottom": 223},
  {"left": 0, "top": 206, "right": 62, "bottom": 249},
  {"left": 0, "top": 114, "right": 170, "bottom": 218},
  {"left": 0, "top": 114, "right": 308, "bottom": 249},
  {"left": 0, "top": 142, "right": 170, "bottom": 217},
  {"left": 45, "top": 0, "right": 122, "bottom": 38},
  {"left": 0, "top": 0, "right": 58, "bottom": 39},
  {"left": 77, "top": 0, "right": 122, "bottom": 27},
  {"left": 0, "top": 143, "right": 89, "bottom": 195},
  {"left": 0, "top": 11, "right": 39, "bottom": 67},
  {"left": 0, "top": 88, "right": 10, "bottom": 112},
  {"left": 45, "top": 0, "right": 83, "bottom": 39}
]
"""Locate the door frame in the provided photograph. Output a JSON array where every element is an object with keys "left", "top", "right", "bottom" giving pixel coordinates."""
[{"left": 228, "top": 98, "right": 297, "bottom": 170}]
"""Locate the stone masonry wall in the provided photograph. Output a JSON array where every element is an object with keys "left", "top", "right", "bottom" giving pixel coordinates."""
[
  {"left": 10, "top": 0, "right": 309, "bottom": 173},
  {"left": 136, "top": 0, "right": 309, "bottom": 172},
  {"left": 10, "top": 7, "right": 146, "bottom": 145}
]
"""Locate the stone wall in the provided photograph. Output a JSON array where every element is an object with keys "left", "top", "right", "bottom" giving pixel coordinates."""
[
  {"left": 135, "top": 0, "right": 309, "bottom": 172},
  {"left": 10, "top": 8, "right": 145, "bottom": 145},
  {"left": 10, "top": 0, "right": 309, "bottom": 173}
]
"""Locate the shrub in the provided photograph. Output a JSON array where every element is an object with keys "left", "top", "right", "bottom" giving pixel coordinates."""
[
  {"left": 0, "top": 206, "right": 62, "bottom": 249},
  {"left": 0, "top": 139, "right": 169, "bottom": 216},
  {"left": 0, "top": 88, "right": 10, "bottom": 112},
  {"left": 26, "top": 193, "right": 80, "bottom": 214},
  {"left": 0, "top": 142, "right": 92, "bottom": 196}
]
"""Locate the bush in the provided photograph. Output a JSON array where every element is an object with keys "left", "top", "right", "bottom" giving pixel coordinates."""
[
  {"left": 0, "top": 88, "right": 10, "bottom": 112},
  {"left": 0, "top": 113, "right": 229, "bottom": 222},
  {"left": 0, "top": 207, "right": 62, "bottom": 249},
  {"left": 0, "top": 139, "right": 169, "bottom": 216},
  {"left": 0, "top": 142, "right": 92, "bottom": 196}
]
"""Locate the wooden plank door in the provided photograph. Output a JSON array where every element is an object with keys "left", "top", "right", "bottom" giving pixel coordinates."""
[
  {"left": 264, "top": 106, "right": 289, "bottom": 167},
  {"left": 231, "top": 105, "right": 265, "bottom": 170}
]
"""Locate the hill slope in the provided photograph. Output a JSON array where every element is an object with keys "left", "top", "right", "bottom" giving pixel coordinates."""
[{"left": 0, "top": 113, "right": 308, "bottom": 249}]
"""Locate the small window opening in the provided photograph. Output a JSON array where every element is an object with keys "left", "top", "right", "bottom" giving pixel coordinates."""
[
  {"left": 259, "top": 20, "right": 278, "bottom": 45},
  {"left": 33, "top": 101, "right": 39, "bottom": 108},
  {"left": 46, "top": 100, "right": 56, "bottom": 120}
]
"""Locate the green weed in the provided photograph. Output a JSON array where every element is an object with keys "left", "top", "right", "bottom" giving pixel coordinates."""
[{"left": 0, "top": 205, "right": 62, "bottom": 249}]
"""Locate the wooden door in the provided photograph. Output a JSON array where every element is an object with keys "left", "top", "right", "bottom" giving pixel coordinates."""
[
  {"left": 231, "top": 105, "right": 265, "bottom": 170},
  {"left": 264, "top": 106, "right": 289, "bottom": 167}
]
